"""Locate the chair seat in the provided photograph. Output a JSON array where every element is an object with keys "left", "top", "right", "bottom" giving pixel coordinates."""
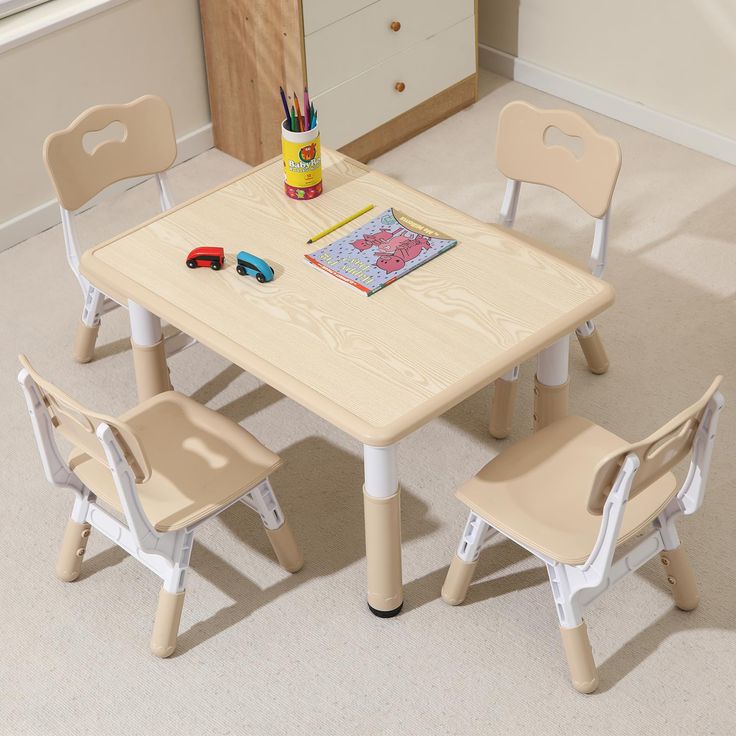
[
  {"left": 456, "top": 416, "right": 677, "bottom": 565},
  {"left": 69, "top": 391, "right": 282, "bottom": 532}
]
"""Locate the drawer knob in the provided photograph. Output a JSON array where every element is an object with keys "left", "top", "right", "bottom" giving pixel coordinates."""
[
  {"left": 395, "top": 82, "right": 406, "bottom": 93},
  {"left": 390, "top": 20, "right": 401, "bottom": 32}
]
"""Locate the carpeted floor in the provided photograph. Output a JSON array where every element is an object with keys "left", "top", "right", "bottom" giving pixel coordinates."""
[{"left": 1, "top": 71, "right": 734, "bottom": 735}]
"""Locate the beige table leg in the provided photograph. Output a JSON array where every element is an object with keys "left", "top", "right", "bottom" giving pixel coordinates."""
[
  {"left": 534, "top": 336, "right": 570, "bottom": 431},
  {"left": 129, "top": 300, "right": 171, "bottom": 402},
  {"left": 489, "top": 366, "right": 519, "bottom": 439},
  {"left": 363, "top": 444, "right": 403, "bottom": 617}
]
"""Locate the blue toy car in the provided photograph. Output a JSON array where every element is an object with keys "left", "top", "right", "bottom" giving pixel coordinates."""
[{"left": 235, "top": 251, "right": 274, "bottom": 283}]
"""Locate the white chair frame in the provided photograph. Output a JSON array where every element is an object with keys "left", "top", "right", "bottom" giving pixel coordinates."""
[
  {"left": 61, "top": 173, "right": 195, "bottom": 359},
  {"left": 499, "top": 176, "right": 610, "bottom": 338}
]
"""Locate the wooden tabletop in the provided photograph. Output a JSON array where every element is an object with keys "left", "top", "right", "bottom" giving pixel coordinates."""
[{"left": 81, "top": 149, "right": 614, "bottom": 446}]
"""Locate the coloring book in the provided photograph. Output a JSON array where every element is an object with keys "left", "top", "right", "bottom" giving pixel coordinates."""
[{"left": 304, "top": 208, "right": 457, "bottom": 296}]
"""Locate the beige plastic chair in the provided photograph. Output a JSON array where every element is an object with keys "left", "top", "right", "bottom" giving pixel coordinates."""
[
  {"left": 443, "top": 377, "right": 724, "bottom": 693},
  {"left": 43, "top": 95, "right": 195, "bottom": 363},
  {"left": 490, "top": 100, "right": 622, "bottom": 439},
  {"left": 18, "top": 354, "right": 303, "bottom": 657}
]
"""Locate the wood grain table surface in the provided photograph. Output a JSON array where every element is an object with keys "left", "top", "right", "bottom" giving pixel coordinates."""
[{"left": 82, "top": 149, "right": 614, "bottom": 446}]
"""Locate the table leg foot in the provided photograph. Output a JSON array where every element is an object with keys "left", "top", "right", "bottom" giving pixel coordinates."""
[{"left": 368, "top": 601, "right": 404, "bottom": 618}]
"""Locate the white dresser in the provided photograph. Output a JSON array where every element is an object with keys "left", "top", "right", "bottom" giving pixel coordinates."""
[
  {"left": 200, "top": 0, "right": 478, "bottom": 164},
  {"left": 304, "top": 0, "right": 477, "bottom": 151}
]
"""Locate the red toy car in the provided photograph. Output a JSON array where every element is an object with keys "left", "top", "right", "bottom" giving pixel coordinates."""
[{"left": 186, "top": 246, "right": 225, "bottom": 270}]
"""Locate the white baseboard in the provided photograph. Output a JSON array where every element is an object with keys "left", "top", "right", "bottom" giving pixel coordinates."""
[
  {"left": 174, "top": 122, "right": 215, "bottom": 165},
  {"left": 0, "top": 122, "right": 214, "bottom": 252},
  {"left": 479, "top": 44, "right": 736, "bottom": 167}
]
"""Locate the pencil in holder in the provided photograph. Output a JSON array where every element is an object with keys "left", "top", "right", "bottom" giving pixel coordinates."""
[{"left": 281, "top": 120, "right": 322, "bottom": 200}]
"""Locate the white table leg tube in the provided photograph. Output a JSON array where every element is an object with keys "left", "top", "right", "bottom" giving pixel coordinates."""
[
  {"left": 535, "top": 335, "right": 570, "bottom": 431},
  {"left": 363, "top": 444, "right": 403, "bottom": 617},
  {"left": 129, "top": 300, "right": 170, "bottom": 402}
]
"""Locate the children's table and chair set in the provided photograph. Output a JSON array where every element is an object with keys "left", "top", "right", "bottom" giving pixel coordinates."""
[{"left": 19, "top": 95, "right": 724, "bottom": 693}]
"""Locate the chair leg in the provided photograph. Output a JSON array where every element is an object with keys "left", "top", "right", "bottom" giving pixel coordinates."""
[
  {"left": 441, "top": 512, "right": 490, "bottom": 605},
  {"left": 73, "top": 321, "right": 100, "bottom": 363},
  {"left": 489, "top": 367, "right": 519, "bottom": 439},
  {"left": 442, "top": 554, "right": 479, "bottom": 606},
  {"left": 560, "top": 621, "right": 599, "bottom": 694},
  {"left": 150, "top": 587, "right": 186, "bottom": 658},
  {"left": 74, "top": 285, "right": 105, "bottom": 363},
  {"left": 56, "top": 519, "right": 91, "bottom": 582},
  {"left": 660, "top": 546, "right": 699, "bottom": 611},
  {"left": 243, "top": 479, "right": 304, "bottom": 573},
  {"left": 266, "top": 521, "right": 304, "bottom": 573},
  {"left": 576, "top": 321, "right": 609, "bottom": 375}
]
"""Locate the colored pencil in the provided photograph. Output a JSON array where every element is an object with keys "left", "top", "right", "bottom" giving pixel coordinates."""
[
  {"left": 279, "top": 86, "right": 290, "bottom": 128},
  {"left": 306, "top": 204, "right": 375, "bottom": 244},
  {"left": 290, "top": 105, "right": 297, "bottom": 133},
  {"left": 293, "top": 92, "right": 303, "bottom": 132},
  {"left": 304, "top": 86, "right": 310, "bottom": 130}
]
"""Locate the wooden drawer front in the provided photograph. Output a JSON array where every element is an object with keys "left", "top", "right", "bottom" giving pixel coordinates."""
[
  {"left": 315, "top": 17, "right": 475, "bottom": 150},
  {"left": 302, "top": 0, "right": 374, "bottom": 36},
  {"left": 305, "top": 0, "right": 474, "bottom": 95}
]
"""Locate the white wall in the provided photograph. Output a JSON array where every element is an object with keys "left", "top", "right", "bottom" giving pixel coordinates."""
[
  {"left": 0, "top": 0, "right": 212, "bottom": 249},
  {"left": 478, "top": 0, "right": 736, "bottom": 160}
]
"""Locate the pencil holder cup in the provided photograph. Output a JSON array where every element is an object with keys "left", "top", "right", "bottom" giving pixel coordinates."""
[{"left": 282, "top": 120, "right": 322, "bottom": 200}]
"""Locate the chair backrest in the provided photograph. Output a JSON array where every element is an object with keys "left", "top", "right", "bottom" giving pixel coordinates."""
[
  {"left": 43, "top": 95, "right": 177, "bottom": 212},
  {"left": 18, "top": 354, "right": 150, "bottom": 483},
  {"left": 496, "top": 100, "right": 622, "bottom": 219},
  {"left": 588, "top": 376, "right": 723, "bottom": 514}
]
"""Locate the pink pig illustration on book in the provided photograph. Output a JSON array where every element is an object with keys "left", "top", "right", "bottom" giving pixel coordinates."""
[
  {"left": 376, "top": 235, "right": 431, "bottom": 273},
  {"left": 351, "top": 230, "right": 396, "bottom": 251},
  {"left": 376, "top": 234, "right": 416, "bottom": 254}
]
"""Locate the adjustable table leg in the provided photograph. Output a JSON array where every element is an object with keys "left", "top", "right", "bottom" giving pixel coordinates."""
[{"left": 363, "top": 444, "right": 403, "bottom": 617}]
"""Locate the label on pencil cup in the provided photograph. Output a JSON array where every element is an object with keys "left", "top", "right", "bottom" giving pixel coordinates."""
[{"left": 282, "top": 120, "right": 322, "bottom": 200}]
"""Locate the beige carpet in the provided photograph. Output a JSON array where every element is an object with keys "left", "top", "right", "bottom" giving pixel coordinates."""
[{"left": 1, "top": 71, "right": 734, "bottom": 735}]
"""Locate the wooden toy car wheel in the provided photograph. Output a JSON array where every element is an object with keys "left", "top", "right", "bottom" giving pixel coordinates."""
[
  {"left": 210, "top": 262, "right": 221, "bottom": 271},
  {"left": 236, "top": 265, "right": 246, "bottom": 276},
  {"left": 186, "top": 260, "right": 197, "bottom": 268},
  {"left": 256, "top": 273, "right": 266, "bottom": 283}
]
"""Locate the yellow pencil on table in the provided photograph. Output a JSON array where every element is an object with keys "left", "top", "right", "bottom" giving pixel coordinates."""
[{"left": 306, "top": 204, "right": 375, "bottom": 244}]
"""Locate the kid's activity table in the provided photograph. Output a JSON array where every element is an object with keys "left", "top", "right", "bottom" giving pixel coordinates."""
[{"left": 81, "top": 149, "right": 614, "bottom": 617}]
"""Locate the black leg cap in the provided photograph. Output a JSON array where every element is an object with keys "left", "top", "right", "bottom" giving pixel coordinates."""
[{"left": 368, "top": 601, "right": 403, "bottom": 618}]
